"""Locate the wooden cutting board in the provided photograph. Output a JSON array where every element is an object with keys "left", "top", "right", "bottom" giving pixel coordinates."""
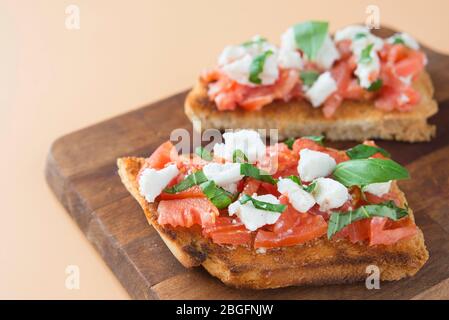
[{"left": 46, "top": 27, "right": 449, "bottom": 299}]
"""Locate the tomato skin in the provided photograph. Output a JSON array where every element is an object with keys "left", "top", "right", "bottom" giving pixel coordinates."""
[
  {"left": 369, "top": 217, "right": 417, "bottom": 246},
  {"left": 157, "top": 198, "right": 219, "bottom": 228},
  {"left": 146, "top": 141, "right": 176, "bottom": 169},
  {"left": 203, "top": 217, "right": 253, "bottom": 246}
]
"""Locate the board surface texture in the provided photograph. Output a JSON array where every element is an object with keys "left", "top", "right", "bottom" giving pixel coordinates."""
[{"left": 46, "top": 28, "right": 449, "bottom": 299}]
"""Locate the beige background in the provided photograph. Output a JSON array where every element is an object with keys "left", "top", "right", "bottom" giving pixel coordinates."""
[{"left": 1, "top": 0, "right": 448, "bottom": 299}]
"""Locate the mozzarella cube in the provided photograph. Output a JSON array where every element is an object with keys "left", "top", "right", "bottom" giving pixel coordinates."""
[
  {"left": 305, "top": 71, "right": 338, "bottom": 107},
  {"left": 218, "top": 45, "right": 246, "bottom": 66},
  {"left": 213, "top": 129, "right": 266, "bottom": 163},
  {"left": 298, "top": 149, "right": 336, "bottom": 182},
  {"left": 202, "top": 162, "right": 243, "bottom": 192},
  {"left": 280, "top": 27, "right": 297, "bottom": 52},
  {"left": 138, "top": 164, "right": 179, "bottom": 202},
  {"left": 278, "top": 48, "right": 303, "bottom": 70},
  {"left": 221, "top": 54, "right": 254, "bottom": 86},
  {"left": 334, "top": 25, "right": 370, "bottom": 42},
  {"left": 228, "top": 194, "right": 282, "bottom": 231},
  {"left": 387, "top": 32, "right": 420, "bottom": 50},
  {"left": 277, "top": 178, "right": 316, "bottom": 213},
  {"left": 314, "top": 35, "right": 340, "bottom": 69},
  {"left": 313, "top": 178, "right": 349, "bottom": 211},
  {"left": 363, "top": 181, "right": 392, "bottom": 197}
]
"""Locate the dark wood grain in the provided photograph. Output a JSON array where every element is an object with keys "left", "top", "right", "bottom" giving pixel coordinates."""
[{"left": 46, "top": 27, "right": 449, "bottom": 299}]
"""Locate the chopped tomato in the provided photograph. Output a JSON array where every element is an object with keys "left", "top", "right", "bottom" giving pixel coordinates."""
[
  {"left": 335, "top": 219, "right": 371, "bottom": 243},
  {"left": 254, "top": 197, "right": 327, "bottom": 248},
  {"left": 369, "top": 217, "right": 417, "bottom": 246},
  {"left": 241, "top": 178, "right": 261, "bottom": 196},
  {"left": 364, "top": 189, "right": 403, "bottom": 207},
  {"left": 158, "top": 186, "right": 205, "bottom": 200},
  {"left": 203, "top": 217, "right": 253, "bottom": 246},
  {"left": 262, "top": 142, "right": 298, "bottom": 177},
  {"left": 146, "top": 141, "right": 176, "bottom": 169},
  {"left": 157, "top": 198, "right": 219, "bottom": 228},
  {"left": 293, "top": 138, "right": 349, "bottom": 164}
]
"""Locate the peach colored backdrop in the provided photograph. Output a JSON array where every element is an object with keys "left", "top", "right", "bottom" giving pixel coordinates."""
[{"left": 1, "top": 0, "right": 448, "bottom": 299}]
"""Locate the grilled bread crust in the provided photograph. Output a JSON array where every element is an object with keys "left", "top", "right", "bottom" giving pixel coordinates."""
[
  {"left": 185, "top": 72, "right": 437, "bottom": 142},
  {"left": 117, "top": 157, "right": 429, "bottom": 289}
]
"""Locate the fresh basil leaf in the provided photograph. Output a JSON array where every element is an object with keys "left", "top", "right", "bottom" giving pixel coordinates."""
[
  {"left": 195, "top": 146, "right": 213, "bottom": 161},
  {"left": 240, "top": 163, "right": 278, "bottom": 184},
  {"left": 239, "top": 194, "right": 286, "bottom": 213},
  {"left": 303, "top": 181, "right": 317, "bottom": 193},
  {"left": 327, "top": 201, "right": 409, "bottom": 239},
  {"left": 232, "top": 149, "right": 248, "bottom": 163},
  {"left": 249, "top": 50, "right": 274, "bottom": 84},
  {"left": 241, "top": 36, "right": 267, "bottom": 47},
  {"left": 293, "top": 21, "right": 329, "bottom": 60},
  {"left": 367, "top": 79, "right": 383, "bottom": 92},
  {"left": 359, "top": 43, "right": 374, "bottom": 64},
  {"left": 200, "top": 180, "right": 233, "bottom": 209},
  {"left": 346, "top": 144, "right": 391, "bottom": 160},
  {"left": 164, "top": 170, "right": 208, "bottom": 194},
  {"left": 303, "top": 135, "right": 325, "bottom": 145},
  {"left": 286, "top": 175, "right": 302, "bottom": 186},
  {"left": 300, "top": 70, "right": 320, "bottom": 86},
  {"left": 332, "top": 158, "right": 409, "bottom": 187},
  {"left": 354, "top": 32, "right": 367, "bottom": 40},
  {"left": 284, "top": 137, "right": 296, "bottom": 150},
  {"left": 392, "top": 37, "right": 405, "bottom": 45}
]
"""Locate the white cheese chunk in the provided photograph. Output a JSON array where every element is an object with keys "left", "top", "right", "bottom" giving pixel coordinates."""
[
  {"left": 387, "top": 32, "right": 420, "bottom": 50},
  {"left": 305, "top": 71, "right": 337, "bottom": 107},
  {"left": 351, "top": 36, "right": 383, "bottom": 88},
  {"left": 278, "top": 48, "right": 303, "bottom": 70},
  {"left": 313, "top": 177, "right": 349, "bottom": 211},
  {"left": 298, "top": 149, "right": 336, "bottom": 182},
  {"left": 202, "top": 163, "right": 243, "bottom": 192},
  {"left": 218, "top": 45, "right": 247, "bottom": 66},
  {"left": 314, "top": 35, "right": 340, "bottom": 70},
  {"left": 213, "top": 129, "right": 266, "bottom": 164},
  {"left": 334, "top": 25, "right": 370, "bottom": 42},
  {"left": 280, "top": 27, "right": 297, "bottom": 52},
  {"left": 228, "top": 194, "right": 282, "bottom": 231},
  {"left": 138, "top": 164, "right": 179, "bottom": 203},
  {"left": 363, "top": 181, "right": 392, "bottom": 197},
  {"left": 277, "top": 178, "right": 316, "bottom": 213}
]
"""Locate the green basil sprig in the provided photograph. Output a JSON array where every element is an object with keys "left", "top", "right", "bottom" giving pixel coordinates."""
[
  {"left": 240, "top": 163, "right": 277, "bottom": 184},
  {"left": 392, "top": 37, "right": 405, "bottom": 45},
  {"left": 285, "top": 175, "right": 316, "bottom": 193},
  {"left": 354, "top": 32, "right": 367, "bottom": 40},
  {"left": 249, "top": 50, "right": 274, "bottom": 84},
  {"left": 367, "top": 79, "right": 383, "bottom": 92},
  {"left": 327, "top": 201, "right": 409, "bottom": 239},
  {"left": 240, "top": 194, "right": 286, "bottom": 213},
  {"left": 232, "top": 149, "right": 248, "bottom": 163},
  {"left": 332, "top": 158, "right": 409, "bottom": 187},
  {"left": 284, "top": 137, "right": 296, "bottom": 150},
  {"left": 293, "top": 21, "right": 329, "bottom": 60},
  {"left": 303, "top": 135, "right": 325, "bottom": 145},
  {"left": 346, "top": 144, "right": 390, "bottom": 160},
  {"left": 195, "top": 146, "right": 213, "bottom": 161},
  {"left": 164, "top": 170, "right": 207, "bottom": 194},
  {"left": 200, "top": 180, "right": 233, "bottom": 209},
  {"left": 300, "top": 70, "right": 320, "bottom": 86},
  {"left": 359, "top": 43, "right": 374, "bottom": 64}
]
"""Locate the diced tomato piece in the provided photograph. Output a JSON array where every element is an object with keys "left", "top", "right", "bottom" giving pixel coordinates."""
[
  {"left": 336, "top": 39, "right": 353, "bottom": 60},
  {"left": 241, "top": 178, "right": 261, "bottom": 196},
  {"left": 146, "top": 141, "right": 176, "bottom": 169},
  {"left": 240, "top": 95, "right": 274, "bottom": 111},
  {"left": 158, "top": 186, "right": 205, "bottom": 200},
  {"left": 323, "top": 94, "right": 343, "bottom": 118},
  {"left": 364, "top": 189, "right": 403, "bottom": 207},
  {"left": 262, "top": 142, "right": 298, "bottom": 177},
  {"left": 157, "top": 198, "right": 219, "bottom": 228},
  {"left": 394, "top": 52, "right": 425, "bottom": 78},
  {"left": 335, "top": 218, "right": 371, "bottom": 243},
  {"left": 369, "top": 217, "right": 417, "bottom": 246},
  {"left": 203, "top": 217, "right": 253, "bottom": 246}
]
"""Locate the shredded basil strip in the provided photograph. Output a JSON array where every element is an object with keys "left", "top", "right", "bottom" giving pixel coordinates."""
[
  {"left": 367, "top": 79, "right": 383, "bottom": 92},
  {"left": 286, "top": 175, "right": 302, "bottom": 186},
  {"left": 354, "top": 32, "right": 368, "bottom": 40},
  {"left": 392, "top": 37, "right": 405, "bottom": 45},
  {"left": 285, "top": 175, "right": 316, "bottom": 193},
  {"left": 332, "top": 158, "right": 409, "bottom": 187},
  {"left": 303, "top": 135, "right": 325, "bottom": 145},
  {"left": 327, "top": 201, "right": 409, "bottom": 239},
  {"left": 300, "top": 70, "right": 320, "bottom": 87},
  {"left": 232, "top": 149, "right": 248, "bottom": 163},
  {"left": 359, "top": 43, "right": 374, "bottom": 64},
  {"left": 284, "top": 137, "right": 296, "bottom": 150},
  {"left": 303, "top": 181, "right": 317, "bottom": 193},
  {"left": 239, "top": 194, "right": 286, "bottom": 213},
  {"left": 195, "top": 146, "right": 213, "bottom": 161},
  {"left": 200, "top": 180, "right": 233, "bottom": 209},
  {"left": 292, "top": 21, "right": 329, "bottom": 60},
  {"left": 346, "top": 144, "right": 391, "bottom": 160},
  {"left": 240, "top": 163, "right": 278, "bottom": 184},
  {"left": 249, "top": 50, "right": 274, "bottom": 84},
  {"left": 164, "top": 170, "right": 208, "bottom": 194},
  {"left": 241, "top": 36, "right": 267, "bottom": 47}
]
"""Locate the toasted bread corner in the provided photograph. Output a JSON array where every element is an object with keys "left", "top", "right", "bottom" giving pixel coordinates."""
[
  {"left": 185, "top": 71, "right": 438, "bottom": 142},
  {"left": 117, "top": 157, "right": 429, "bottom": 289}
]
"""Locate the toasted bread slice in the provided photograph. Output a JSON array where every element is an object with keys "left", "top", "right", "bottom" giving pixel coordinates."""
[
  {"left": 185, "top": 71, "right": 438, "bottom": 143},
  {"left": 117, "top": 157, "right": 429, "bottom": 289}
]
